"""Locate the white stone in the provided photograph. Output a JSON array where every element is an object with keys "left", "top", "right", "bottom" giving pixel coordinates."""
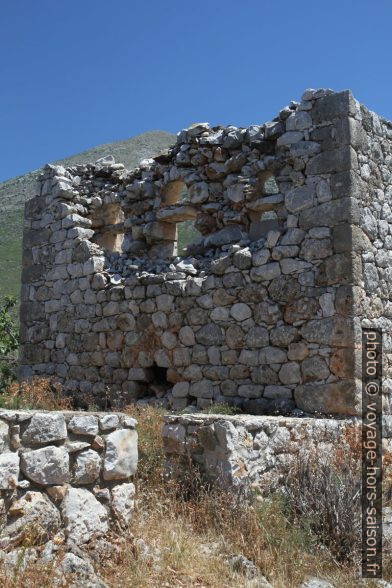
[
  {"left": 0, "top": 420, "right": 9, "bottom": 452},
  {"left": 103, "top": 429, "right": 138, "bottom": 481},
  {"left": 21, "top": 413, "right": 67, "bottom": 445},
  {"left": 55, "top": 552, "right": 102, "bottom": 587},
  {"left": 0, "top": 452, "right": 19, "bottom": 490},
  {"left": 176, "top": 259, "right": 197, "bottom": 275},
  {"left": 111, "top": 482, "right": 135, "bottom": 525},
  {"left": 122, "top": 415, "right": 137, "bottom": 428},
  {"left": 99, "top": 414, "right": 120, "bottom": 431},
  {"left": 20, "top": 446, "right": 69, "bottom": 486},
  {"left": 74, "top": 449, "right": 101, "bottom": 484},
  {"left": 300, "top": 578, "right": 334, "bottom": 588},
  {"left": 68, "top": 415, "right": 99, "bottom": 436},
  {"left": 61, "top": 487, "right": 109, "bottom": 544}
]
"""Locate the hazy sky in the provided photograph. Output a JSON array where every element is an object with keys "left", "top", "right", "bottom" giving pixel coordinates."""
[{"left": 1, "top": 0, "right": 392, "bottom": 182}]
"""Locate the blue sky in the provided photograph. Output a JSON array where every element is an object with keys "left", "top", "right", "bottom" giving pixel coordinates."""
[{"left": 1, "top": 0, "right": 392, "bottom": 182}]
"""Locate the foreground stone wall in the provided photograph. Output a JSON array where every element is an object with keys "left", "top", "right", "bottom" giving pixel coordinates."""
[
  {"left": 19, "top": 88, "right": 392, "bottom": 416},
  {"left": 163, "top": 413, "right": 392, "bottom": 492},
  {"left": 0, "top": 408, "right": 137, "bottom": 548}
]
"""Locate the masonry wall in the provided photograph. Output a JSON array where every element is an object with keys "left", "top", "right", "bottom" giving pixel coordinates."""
[
  {"left": 0, "top": 408, "right": 137, "bottom": 546},
  {"left": 163, "top": 412, "right": 392, "bottom": 491},
  {"left": 163, "top": 413, "right": 355, "bottom": 492},
  {"left": 19, "top": 89, "right": 392, "bottom": 416},
  {"left": 353, "top": 105, "right": 392, "bottom": 416}
]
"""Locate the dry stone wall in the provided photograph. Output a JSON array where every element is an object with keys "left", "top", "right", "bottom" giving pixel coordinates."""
[
  {"left": 19, "top": 88, "right": 392, "bottom": 417},
  {"left": 163, "top": 412, "right": 392, "bottom": 492},
  {"left": 0, "top": 408, "right": 137, "bottom": 548}
]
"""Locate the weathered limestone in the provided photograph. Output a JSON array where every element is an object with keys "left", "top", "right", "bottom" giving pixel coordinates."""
[
  {"left": 0, "top": 408, "right": 138, "bottom": 552},
  {"left": 61, "top": 487, "right": 109, "bottom": 544},
  {"left": 0, "top": 491, "right": 61, "bottom": 550},
  {"left": 20, "top": 446, "right": 70, "bottom": 486},
  {"left": 103, "top": 428, "right": 138, "bottom": 480},
  {"left": 163, "top": 413, "right": 360, "bottom": 491}
]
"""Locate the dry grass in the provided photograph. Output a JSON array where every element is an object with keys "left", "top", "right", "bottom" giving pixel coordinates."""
[
  {"left": 283, "top": 445, "right": 361, "bottom": 563},
  {"left": 92, "top": 406, "right": 391, "bottom": 588},
  {"left": 0, "top": 377, "right": 73, "bottom": 411},
  {"left": 0, "top": 403, "right": 391, "bottom": 587}
]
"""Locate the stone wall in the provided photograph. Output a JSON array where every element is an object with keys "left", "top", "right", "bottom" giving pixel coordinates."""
[
  {"left": 0, "top": 408, "right": 137, "bottom": 548},
  {"left": 163, "top": 413, "right": 392, "bottom": 492},
  {"left": 354, "top": 105, "right": 392, "bottom": 416},
  {"left": 19, "top": 88, "right": 392, "bottom": 416}
]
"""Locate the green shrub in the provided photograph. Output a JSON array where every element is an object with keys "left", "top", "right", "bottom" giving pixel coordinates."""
[
  {"left": 201, "top": 402, "right": 243, "bottom": 415},
  {"left": 0, "top": 296, "right": 18, "bottom": 394}
]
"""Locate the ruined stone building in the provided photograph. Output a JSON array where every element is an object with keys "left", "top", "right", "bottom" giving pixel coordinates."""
[{"left": 18, "top": 89, "right": 392, "bottom": 418}]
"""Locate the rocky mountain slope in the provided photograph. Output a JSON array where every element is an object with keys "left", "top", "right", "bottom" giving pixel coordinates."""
[{"left": 0, "top": 131, "right": 175, "bottom": 299}]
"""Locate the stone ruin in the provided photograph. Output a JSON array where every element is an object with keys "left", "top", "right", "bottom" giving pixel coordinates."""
[
  {"left": 18, "top": 88, "right": 392, "bottom": 419},
  {"left": 4, "top": 87, "right": 392, "bottom": 581}
]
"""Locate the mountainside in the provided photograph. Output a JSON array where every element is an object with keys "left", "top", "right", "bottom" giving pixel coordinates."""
[{"left": 0, "top": 130, "right": 176, "bottom": 299}]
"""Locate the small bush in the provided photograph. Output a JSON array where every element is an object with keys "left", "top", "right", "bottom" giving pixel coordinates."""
[
  {"left": 0, "top": 296, "right": 18, "bottom": 394},
  {"left": 283, "top": 442, "right": 361, "bottom": 563},
  {"left": 201, "top": 402, "right": 243, "bottom": 415}
]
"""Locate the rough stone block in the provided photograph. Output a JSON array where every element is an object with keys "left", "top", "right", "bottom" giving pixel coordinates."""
[
  {"left": 294, "top": 380, "right": 360, "bottom": 416},
  {"left": 20, "top": 446, "right": 69, "bottom": 486},
  {"left": 103, "top": 429, "right": 138, "bottom": 480},
  {"left": 68, "top": 415, "right": 99, "bottom": 436},
  {"left": 307, "top": 146, "right": 357, "bottom": 175},
  {"left": 61, "top": 487, "right": 109, "bottom": 544},
  {"left": 21, "top": 413, "right": 67, "bottom": 446},
  {"left": 0, "top": 452, "right": 19, "bottom": 490}
]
